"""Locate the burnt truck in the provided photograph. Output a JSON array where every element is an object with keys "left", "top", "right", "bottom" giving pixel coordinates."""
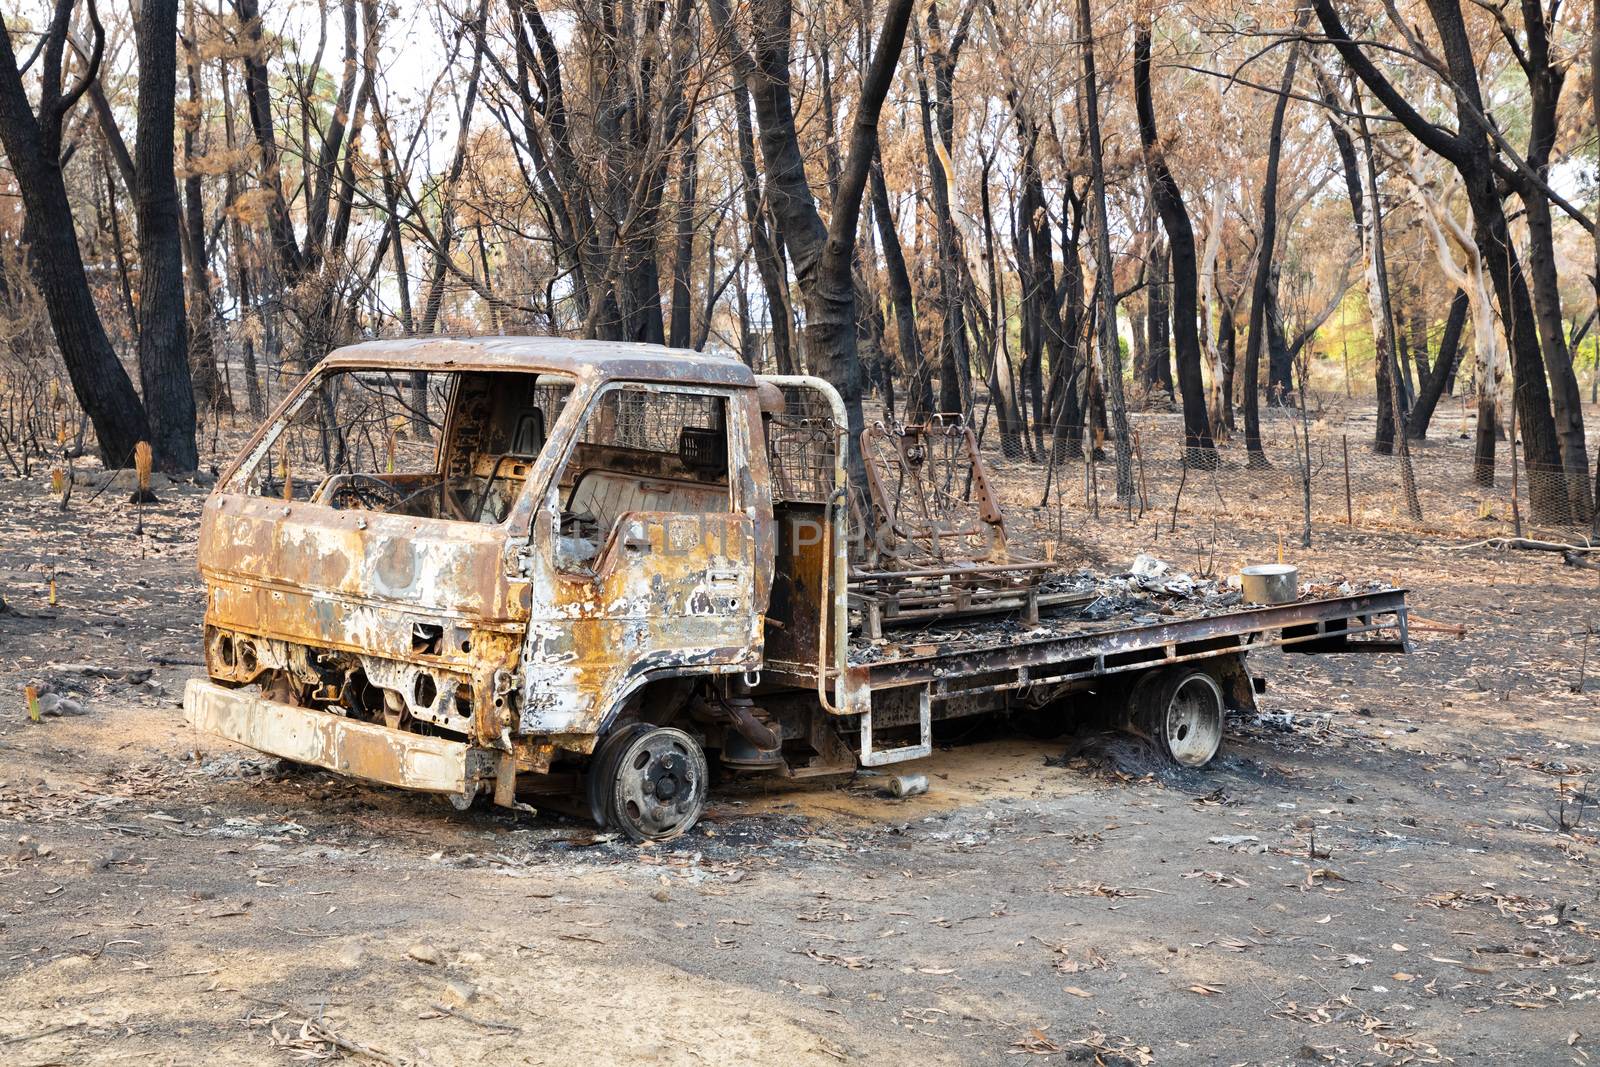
[{"left": 183, "top": 337, "right": 1410, "bottom": 840}]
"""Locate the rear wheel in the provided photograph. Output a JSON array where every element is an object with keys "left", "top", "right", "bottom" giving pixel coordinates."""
[
  {"left": 591, "top": 726, "right": 708, "bottom": 841},
  {"left": 1127, "top": 668, "right": 1224, "bottom": 767}
]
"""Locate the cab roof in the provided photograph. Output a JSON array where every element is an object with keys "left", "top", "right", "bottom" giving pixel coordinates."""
[{"left": 323, "top": 336, "right": 756, "bottom": 388}]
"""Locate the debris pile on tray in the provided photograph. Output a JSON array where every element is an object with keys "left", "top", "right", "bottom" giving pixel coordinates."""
[{"left": 849, "top": 553, "right": 1394, "bottom": 664}]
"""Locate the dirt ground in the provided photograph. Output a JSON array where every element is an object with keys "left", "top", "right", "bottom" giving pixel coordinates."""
[{"left": 2, "top": 456, "right": 1597, "bottom": 1066}]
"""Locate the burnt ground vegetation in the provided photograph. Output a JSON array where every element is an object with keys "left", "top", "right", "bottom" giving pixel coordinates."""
[{"left": 1, "top": 466, "right": 1597, "bottom": 1066}]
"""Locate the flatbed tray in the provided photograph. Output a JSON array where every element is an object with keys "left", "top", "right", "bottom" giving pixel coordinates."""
[{"left": 843, "top": 587, "right": 1410, "bottom": 694}]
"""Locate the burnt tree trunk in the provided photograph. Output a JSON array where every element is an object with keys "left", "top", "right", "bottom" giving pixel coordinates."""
[
  {"left": 872, "top": 152, "right": 932, "bottom": 420},
  {"left": 913, "top": 8, "right": 975, "bottom": 415},
  {"left": 1146, "top": 240, "right": 1173, "bottom": 397},
  {"left": 182, "top": 3, "right": 229, "bottom": 414},
  {"left": 1406, "top": 289, "right": 1468, "bottom": 439},
  {"left": 218, "top": 54, "right": 264, "bottom": 415},
  {"left": 1133, "top": 21, "right": 1214, "bottom": 465},
  {"left": 731, "top": 73, "right": 794, "bottom": 374},
  {"left": 1510, "top": 0, "right": 1592, "bottom": 519},
  {"left": 1218, "top": 300, "right": 1237, "bottom": 431},
  {"left": 1046, "top": 189, "right": 1086, "bottom": 461},
  {"left": 979, "top": 156, "right": 1025, "bottom": 456},
  {"left": 1265, "top": 283, "right": 1295, "bottom": 404},
  {"left": 736, "top": 0, "right": 915, "bottom": 488},
  {"left": 1240, "top": 25, "right": 1302, "bottom": 466},
  {"left": 1593, "top": 0, "right": 1600, "bottom": 535},
  {"left": 668, "top": 121, "right": 697, "bottom": 349},
  {"left": 1077, "top": 0, "right": 1133, "bottom": 498}
]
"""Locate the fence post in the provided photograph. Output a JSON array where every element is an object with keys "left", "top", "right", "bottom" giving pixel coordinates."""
[
  {"left": 1509, "top": 401, "right": 1523, "bottom": 538},
  {"left": 1342, "top": 435, "right": 1353, "bottom": 525}
]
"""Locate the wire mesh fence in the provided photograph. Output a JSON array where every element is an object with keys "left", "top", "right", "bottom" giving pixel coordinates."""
[{"left": 959, "top": 393, "right": 1600, "bottom": 544}]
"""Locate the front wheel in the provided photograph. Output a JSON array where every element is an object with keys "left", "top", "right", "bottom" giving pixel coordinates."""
[{"left": 592, "top": 726, "right": 709, "bottom": 842}]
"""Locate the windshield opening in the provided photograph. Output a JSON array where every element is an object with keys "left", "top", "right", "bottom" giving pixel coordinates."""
[{"left": 228, "top": 368, "right": 576, "bottom": 525}]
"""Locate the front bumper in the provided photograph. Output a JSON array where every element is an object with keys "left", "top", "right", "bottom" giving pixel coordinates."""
[{"left": 184, "top": 678, "right": 490, "bottom": 797}]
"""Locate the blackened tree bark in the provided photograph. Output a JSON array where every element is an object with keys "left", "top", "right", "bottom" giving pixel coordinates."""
[
  {"left": 1354, "top": 91, "right": 1422, "bottom": 517},
  {"left": 913, "top": 4, "right": 977, "bottom": 414},
  {"left": 1046, "top": 185, "right": 1087, "bottom": 461},
  {"left": 1134, "top": 21, "right": 1215, "bottom": 466},
  {"left": 134, "top": 0, "right": 198, "bottom": 471},
  {"left": 218, "top": 55, "right": 264, "bottom": 415},
  {"left": 1497, "top": 0, "right": 1592, "bottom": 518},
  {"left": 1408, "top": 300, "right": 1429, "bottom": 400},
  {"left": 979, "top": 154, "right": 1025, "bottom": 456},
  {"left": 232, "top": 0, "right": 304, "bottom": 282},
  {"left": 0, "top": 0, "right": 151, "bottom": 466},
  {"left": 871, "top": 152, "right": 933, "bottom": 419},
  {"left": 1593, "top": 0, "right": 1600, "bottom": 535},
  {"left": 420, "top": 0, "right": 490, "bottom": 336},
  {"left": 1146, "top": 240, "right": 1173, "bottom": 397},
  {"left": 1314, "top": 0, "right": 1569, "bottom": 521},
  {"left": 730, "top": 72, "right": 795, "bottom": 373},
  {"left": 1240, "top": 25, "right": 1302, "bottom": 467},
  {"left": 1265, "top": 284, "right": 1296, "bottom": 404},
  {"left": 1020, "top": 163, "right": 1052, "bottom": 449},
  {"left": 1218, "top": 299, "right": 1237, "bottom": 429},
  {"left": 1392, "top": 289, "right": 1417, "bottom": 405},
  {"left": 509, "top": 0, "right": 597, "bottom": 324},
  {"left": 1003, "top": 90, "right": 1066, "bottom": 454},
  {"left": 1406, "top": 289, "right": 1468, "bottom": 438},
  {"left": 668, "top": 121, "right": 697, "bottom": 349}
]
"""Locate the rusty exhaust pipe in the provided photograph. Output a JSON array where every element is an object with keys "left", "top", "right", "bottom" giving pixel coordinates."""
[{"left": 724, "top": 696, "right": 780, "bottom": 751}]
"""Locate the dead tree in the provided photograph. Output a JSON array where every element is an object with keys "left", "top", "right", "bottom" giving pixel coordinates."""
[
  {"left": 133, "top": 0, "right": 199, "bottom": 471},
  {"left": 721, "top": 0, "right": 915, "bottom": 489},
  {"left": 1240, "top": 21, "right": 1303, "bottom": 468},
  {"left": 1315, "top": 0, "right": 1570, "bottom": 522},
  {"left": 1077, "top": 0, "right": 1133, "bottom": 500},
  {"left": 1133, "top": 18, "right": 1215, "bottom": 468},
  {"left": 0, "top": 0, "right": 152, "bottom": 466}
]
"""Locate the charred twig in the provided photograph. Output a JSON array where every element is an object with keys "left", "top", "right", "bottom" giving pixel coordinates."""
[
  {"left": 425, "top": 1003, "right": 521, "bottom": 1033},
  {"left": 1448, "top": 537, "right": 1600, "bottom": 554},
  {"left": 1574, "top": 626, "right": 1594, "bottom": 694}
]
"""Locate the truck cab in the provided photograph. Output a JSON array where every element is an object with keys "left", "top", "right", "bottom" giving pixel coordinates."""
[{"left": 186, "top": 338, "right": 822, "bottom": 837}]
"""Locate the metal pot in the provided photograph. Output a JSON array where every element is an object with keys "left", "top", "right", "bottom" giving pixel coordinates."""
[{"left": 1240, "top": 563, "right": 1299, "bottom": 605}]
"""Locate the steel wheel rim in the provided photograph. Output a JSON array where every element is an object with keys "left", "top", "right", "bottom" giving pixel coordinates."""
[
  {"left": 1164, "top": 673, "right": 1223, "bottom": 767},
  {"left": 610, "top": 728, "right": 706, "bottom": 841}
]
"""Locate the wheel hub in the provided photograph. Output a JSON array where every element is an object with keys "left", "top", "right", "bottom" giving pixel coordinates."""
[{"left": 648, "top": 753, "right": 686, "bottom": 800}]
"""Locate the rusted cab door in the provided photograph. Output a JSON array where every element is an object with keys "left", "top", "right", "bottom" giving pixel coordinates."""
[{"left": 517, "top": 382, "right": 771, "bottom": 740}]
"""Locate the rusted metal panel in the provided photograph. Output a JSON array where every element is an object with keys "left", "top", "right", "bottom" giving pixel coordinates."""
[
  {"left": 200, "top": 496, "right": 524, "bottom": 622},
  {"left": 184, "top": 679, "right": 489, "bottom": 795}
]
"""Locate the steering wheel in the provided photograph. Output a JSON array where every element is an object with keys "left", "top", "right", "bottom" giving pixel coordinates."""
[{"left": 326, "top": 474, "right": 409, "bottom": 512}]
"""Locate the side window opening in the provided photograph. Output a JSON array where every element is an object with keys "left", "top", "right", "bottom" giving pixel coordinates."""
[{"left": 552, "top": 385, "right": 733, "bottom": 571}]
